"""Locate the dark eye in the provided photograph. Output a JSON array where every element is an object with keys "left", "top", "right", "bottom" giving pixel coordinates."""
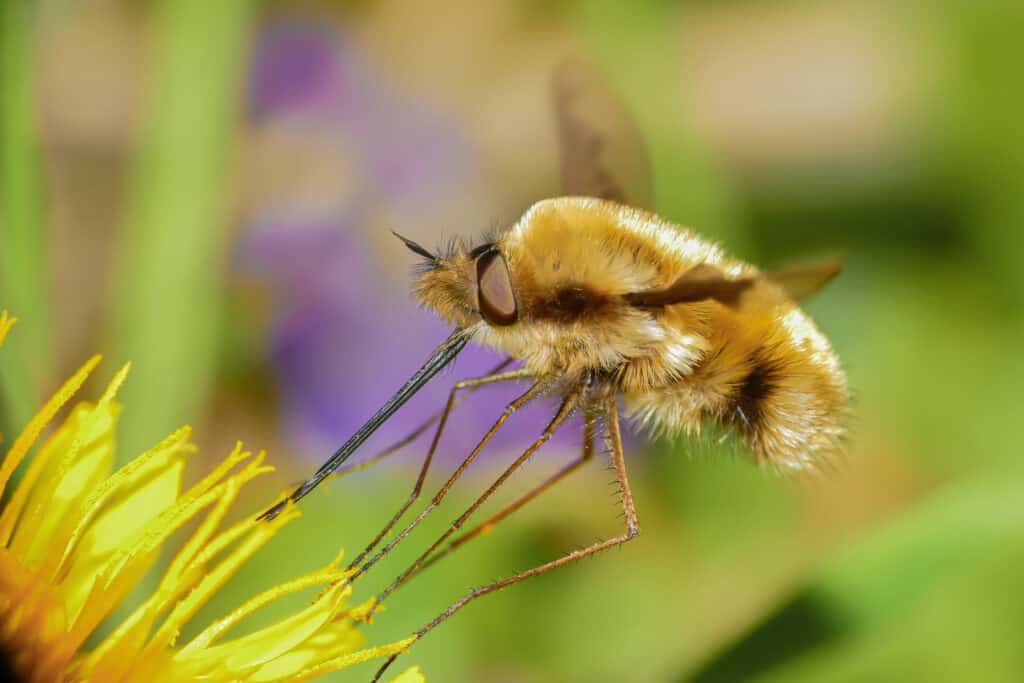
[{"left": 476, "top": 250, "right": 517, "bottom": 325}]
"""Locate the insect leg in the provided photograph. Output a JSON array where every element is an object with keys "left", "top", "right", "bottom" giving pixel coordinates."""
[
  {"left": 371, "top": 393, "right": 640, "bottom": 682},
  {"left": 404, "top": 410, "right": 597, "bottom": 584},
  {"left": 364, "top": 382, "right": 585, "bottom": 620},
  {"left": 346, "top": 366, "right": 533, "bottom": 571},
  {"left": 330, "top": 359, "right": 513, "bottom": 481},
  {"left": 348, "top": 376, "right": 547, "bottom": 581}
]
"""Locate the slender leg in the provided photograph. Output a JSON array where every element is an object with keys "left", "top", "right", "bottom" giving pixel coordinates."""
[
  {"left": 371, "top": 394, "right": 640, "bottom": 682},
  {"left": 365, "top": 383, "right": 585, "bottom": 621},
  {"left": 332, "top": 359, "right": 513, "bottom": 480},
  {"left": 348, "top": 376, "right": 547, "bottom": 581},
  {"left": 346, "top": 367, "right": 533, "bottom": 570},
  {"left": 405, "top": 411, "right": 596, "bottom": 584}
]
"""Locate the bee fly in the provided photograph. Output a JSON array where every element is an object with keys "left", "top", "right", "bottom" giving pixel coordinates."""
[{"left": 260, "top": 59, "right": 847, "bottom": 679}]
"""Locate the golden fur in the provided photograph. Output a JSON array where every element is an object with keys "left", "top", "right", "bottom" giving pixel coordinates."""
[{"left": 414, "top": 197, "right": 847, "bottom": 470}]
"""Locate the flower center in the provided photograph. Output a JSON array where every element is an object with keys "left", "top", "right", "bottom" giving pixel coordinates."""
[{"left": 0, "top": 550, "right": 74, "bottom": 683}]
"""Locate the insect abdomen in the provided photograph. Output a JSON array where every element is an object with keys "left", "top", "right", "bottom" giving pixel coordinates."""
[{"left": 625, "top": 304, "right": 847, "bottom": 470}]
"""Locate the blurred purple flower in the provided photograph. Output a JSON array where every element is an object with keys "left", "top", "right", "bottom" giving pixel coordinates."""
[
  {"left": 249, "top": 24, "right": 340, "bottom": 117},
  {"left": 238, "top": 21, "right": 578, "bottom": 471}
]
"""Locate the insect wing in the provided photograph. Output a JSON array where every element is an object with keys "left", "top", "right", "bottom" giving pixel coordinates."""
[
  {"left": 767, "top": 257, "right": 843, "bottom": 302},
  {"left": 552, "top": 58, "right": 655, "bottom": 210},
  {"left": 624, "top": 263, "right": 754, "bottom": 308}
]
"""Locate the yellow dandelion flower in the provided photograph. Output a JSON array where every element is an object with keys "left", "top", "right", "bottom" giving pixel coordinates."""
[{"left": 0, "top": 311, "right": 421, "bottom": 683}]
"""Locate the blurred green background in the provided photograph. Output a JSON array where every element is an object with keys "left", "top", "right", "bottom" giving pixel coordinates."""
[{"left": 2, "top": 0, "right": 1023, "bottom": 681}]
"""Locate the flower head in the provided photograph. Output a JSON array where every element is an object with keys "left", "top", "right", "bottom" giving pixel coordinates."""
[{"left": 0, "top": 310, "right": 422, "bottom": 683}]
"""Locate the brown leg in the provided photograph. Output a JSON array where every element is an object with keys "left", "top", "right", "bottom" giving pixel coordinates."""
[
  {"left": 364, "top": 382, "right": 585, "bottom": 621},
  {"left": 331, "top": 359, "right": 513, "bottom": 480},
  {"left": 371, "top": 394, "right": 640, "bottom": 682},
  {"left": 405, "top": 411, "right": 596, "bottom": 584},
  {"left": 348, "top": 375, "right": 547, "bottom": 580},
  {"left": 346, "top": 366, "right": 534, "bottom": 570}
]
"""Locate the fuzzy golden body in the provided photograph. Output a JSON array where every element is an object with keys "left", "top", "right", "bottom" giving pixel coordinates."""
[{"left": 416, "top": 196, "right": 847, "bottom": 469}]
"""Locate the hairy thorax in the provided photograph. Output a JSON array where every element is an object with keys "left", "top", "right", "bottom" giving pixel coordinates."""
[{"left": 473, "top": 198, "right": 748, "bottom": 388}]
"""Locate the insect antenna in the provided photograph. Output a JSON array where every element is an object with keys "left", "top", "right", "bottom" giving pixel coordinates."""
[{"left": 392, "top": 231, "right": 439, "bottom": 262}]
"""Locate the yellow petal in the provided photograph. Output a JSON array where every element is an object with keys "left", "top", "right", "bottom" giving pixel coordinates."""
[
  {"left": 55, "top": 426, "right": 194, "bottom": 580},
  {"left": 0, "top": 354, "right": 101, "bottom": 500},
  {"left": 0, "top": 310, "right": 15, "bottom": 346},
  {"left": 388, "top": 666, "right": 427, "bottom": 683},
  {"left": 7, "top": 363, "right": 128, "bottom": 571},
  {"left": 289, "top": 635, "right": 419, "bottom": 683},
  {"left": 248, "top": 621, "right": 365, "bottom": 682},
  {"left": 14, "top": 403, "right": 119, "bottom": 571},
  {"left": 65, "top": 450, "right": 271, "bottom": 651},
  {"left": 77, "top": 475, "right": 242, "bottom": 680},
  {"left": 158, "top": 463, "right": 240, "bottom": 592},
  {"left": 145, "top": 499, "right": 295, "bottom": 657},
  {"left": 170, "top": 550, "right": 341, "bottom": 675},
  {"left": 103, "top": 447, "right": 266, "bottom": 585},
  {"left": 61, "top": 454, "right": 185, "bottom": 625},
  {"left": 0, "top": 410, "right": 67, "bottom": 547},
  {"left": 183, "top": 565, "right": 351, "bottom": 652}
]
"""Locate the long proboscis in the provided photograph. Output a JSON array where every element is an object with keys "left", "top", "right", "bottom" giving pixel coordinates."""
[{"left": 259, "top": 329, "right": 469, "bottom": 520}]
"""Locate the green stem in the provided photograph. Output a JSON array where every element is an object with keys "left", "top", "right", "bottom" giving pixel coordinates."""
[
  {"left": 0, "top": 1, "right": 51, "bottom": 436},
  {"left": 109, "top": 0, "right": 254, "bottom": 460}
]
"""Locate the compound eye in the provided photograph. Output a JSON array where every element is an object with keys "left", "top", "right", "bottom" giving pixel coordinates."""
[{"left": 476, "top": 249, "right": 517, "bottom": 325}]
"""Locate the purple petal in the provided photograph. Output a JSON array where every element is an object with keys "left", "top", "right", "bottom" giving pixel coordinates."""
[{"left": 250, "top": 22, "right": 348, "bottom": 118}]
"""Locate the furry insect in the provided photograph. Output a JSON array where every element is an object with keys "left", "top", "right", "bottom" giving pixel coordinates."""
[{"left": 260, "top": 60, "right": 847, "bottom": 679}]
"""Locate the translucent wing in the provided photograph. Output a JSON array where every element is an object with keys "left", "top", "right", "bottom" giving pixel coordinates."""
[
  {"left": 766, "top": 258, "right": 843, "bottom": 302},
  {"left": 625, "top": 259, "right": 843, "bottom": 308},
  {"left": 624, "top": 264, "right": 754, "bottom": 308},
  {"left": 552, "top": 58, "right": 655, "bottom": 210}
]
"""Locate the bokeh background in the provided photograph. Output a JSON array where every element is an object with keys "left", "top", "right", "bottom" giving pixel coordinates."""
[{"left": 2, "top": 0, "right": 1023, "bottom": 681}]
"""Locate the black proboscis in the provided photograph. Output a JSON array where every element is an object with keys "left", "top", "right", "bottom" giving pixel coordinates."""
[{"left": 259, "top": 329, "right": 468, "bottom": 520}]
